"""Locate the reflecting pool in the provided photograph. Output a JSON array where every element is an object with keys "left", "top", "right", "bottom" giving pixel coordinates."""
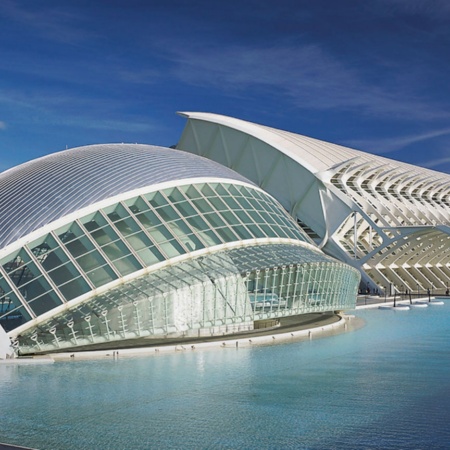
[{"left": 1, "top": 301, "right": 450, "bottom": 449}]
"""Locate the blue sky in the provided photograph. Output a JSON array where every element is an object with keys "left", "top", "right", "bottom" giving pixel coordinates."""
[{"left": 1, "top": 0, "right": 450, "bottom": 174}]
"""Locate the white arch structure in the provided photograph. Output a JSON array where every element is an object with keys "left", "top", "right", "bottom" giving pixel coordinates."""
[{"left": 177, "top": 112, "right": 450, "bottom": 295}]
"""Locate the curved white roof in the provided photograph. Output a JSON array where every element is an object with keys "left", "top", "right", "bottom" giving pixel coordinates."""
[
  {"left": 0, "top": 144, "right": 250, "bottom": 250},
  {"left": 177, "top": 111, "right": 450, "bottom": 296},
  {"left": 178, "top": 112, "right": 448, "bottom": 179}
]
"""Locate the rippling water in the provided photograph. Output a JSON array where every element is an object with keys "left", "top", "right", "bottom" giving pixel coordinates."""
[{"left": 1, "top": 301, "right": 450, "bottom": 449}]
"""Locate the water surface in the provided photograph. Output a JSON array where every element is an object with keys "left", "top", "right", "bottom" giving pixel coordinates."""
[{"left": 1, "top": 301, "right": 449, "bottom": 449}]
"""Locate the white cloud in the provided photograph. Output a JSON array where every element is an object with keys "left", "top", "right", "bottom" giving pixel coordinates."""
[
  {"left": 0, "top": 121, "right": 6, "bottom": 130},
  {"left": 345, "top": 128, "right": 450, "bottom": 154}
]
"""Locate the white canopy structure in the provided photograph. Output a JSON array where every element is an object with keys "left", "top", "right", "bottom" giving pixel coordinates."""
[{"left": 177, "top": 112, "right": 450, "bottom": 296}]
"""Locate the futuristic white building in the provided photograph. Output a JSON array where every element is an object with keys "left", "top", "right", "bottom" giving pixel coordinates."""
[
  {"left": 0, "top": 144, "right": 359, "bottom": 355},
  {"left": 177, "top": 112, "right": 450, "bottom": 296}
]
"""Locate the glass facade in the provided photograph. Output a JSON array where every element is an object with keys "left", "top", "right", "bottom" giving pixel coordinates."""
[
  {"left": 16, "top": 244, "right": 359, "bottom": 354},
  {"left": 0, "top": 180, "right": 359, "bottom": 354}
]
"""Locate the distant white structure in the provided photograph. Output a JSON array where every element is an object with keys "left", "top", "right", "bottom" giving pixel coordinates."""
[
  {"left": 0, "top": 324, "right": 13, "bottom": 359},
  {"left": 177, "top": 112, "right": 450, "bottom": 295}
]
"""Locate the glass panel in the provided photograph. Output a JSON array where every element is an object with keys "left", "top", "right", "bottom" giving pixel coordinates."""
[
  {"left": 239, "top": 186, "right": 254, "bottom": 198},
  {"left": 213, "top": 226, "right": 238, "bottom": 243},
  {"left": 2, "top": 250, "right": 27, "bottom": 278},
  {"left": 60, "top": 225, "right": 117, "bottom": 288},
  {"left": 22, "top": 273, "right": 63, "bottom": 316},
  {"left": 181, "top": 184, "right": 203, "bottom": 200},
  {"left": 166, "top": 187, "right": 185, "bottom": 204},
  {"left": 82, "top": 212, "right": 105, "bottom": 232},
  {"left": 27, "top": 294, "right": 61, "bottom": 317},
  {"left": 110, "top": 214, "right": 143, "bottom": 238},
  {"left": 84, "top": 264, "right": 117, "bottom": 287},
  {"left": 146, "top": 191, "right": 167, "bottom": 209},
  {"left": 234, "top": 209, "right": 253, "bottom": 225},
  {"left": 200, "top": 184, "right": 216, "bottom": 197},
  {"left": 246, "top": 197, "right": 263, "bottom": 211},
  {"left": 56, "top": 275, "right": 91, "bottom": 301},
  {"left": 254, "top": 223, "right": 272, "bottom": 237},
  {"left": 245, "top": 223, "right": 265, "bottom": 238},
  {"left": 208, "top": 196, "right": 228, "bottom": 212},
  {"left": 107, "top": 203, "right": 131, "bottom": 223},
  {"left": 246, "top": 209, "right": 265, "bottom": 225},
  {"left": 156, "top": 204, "right": 180, "bottom": 223},
  {"left": 109, "top": 254, "right": 142, "bottom": 277},
  {"left": 0, "top": 279, "right": 22, "bottom": 318},
  {"left": 165, "top": 220, "right": 204, "bottom": 252},
  {"left": 0, "top": 304, "right": 32, "bottom": 332},
  {"left": 57, "top": 221, "right": 85, "bottom": 245},
  {"left": 30, "top": 234, "right": 57, "bottom": 261},
  {"left": 108, "top": 207, "right": 165, "bottom": 266},
  {"left": 227, "top": 184, "right": 242, "bottom": 197},
  {"left": 159, "top": 240, "right": 185, "bottom": 258},
  {"left": 230, "top": 225, "right": 253, "bottom": 240},
  {"left": 190, "top": 198, "right": 213, "bottom": 213},
  {"left": 28, "top": 235, "right": 90, "bottom": 299},
  {"left": 135, "top": 209, "right": 162, "bottom": 230},
  {"left": 220, "top": 210, "right": 240, "bottom": 226},
  {"left": 136, "top": 246, "right": 165, "bottom": 265},
  {"left": 6, "top": 251, "right": 39, "bottom": 295},
  {"left": 202, "top": 212, "right": 226, "bottom": 229},
  {"left": 234, "top": 195, "right": 253, "bottom": 210},
  {"left": 83, "top": 214, "right": 143, "bottom": 277},
  {"left": 215, "top": 184, "right": 230, "bottom": 197},
  {"left": 47, "top": 258, "right": 88, "bottom": 292},
  {"left": 184, "top": 216, "right": 222, "bottom": 246},
  {"left": 222, "top": 195, "right": 241, "bottom": 210},
  {"left": 126, "top": 196, "right": 151, "bottom": 214},
  {"left": 171, "top": 200, "right": 198, "bottom": 219},
  {"left": 133, "top": 211, "right": 185, "bottom": 257}
]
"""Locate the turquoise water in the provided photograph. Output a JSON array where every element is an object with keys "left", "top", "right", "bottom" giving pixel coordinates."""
[{"left": 1, "top": 301, "right": 450, "bottom": 450}]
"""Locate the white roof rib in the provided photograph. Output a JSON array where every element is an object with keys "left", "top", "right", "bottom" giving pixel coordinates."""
[
  {"left": 179, "top": 112, "right": 450, "bottom": 181},
  {"left": 0, "top": 144, "right": 251, "bottom": 251}
]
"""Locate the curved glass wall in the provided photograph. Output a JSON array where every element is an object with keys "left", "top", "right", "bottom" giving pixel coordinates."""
[
  {"left": 0, "top": 182, "right": 309, "bottom": 333},
  {"left": 16, "top": 244, "right": 359, "bottom": 355}
]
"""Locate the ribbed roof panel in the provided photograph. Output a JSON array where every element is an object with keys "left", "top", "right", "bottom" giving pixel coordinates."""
[
  {"left": 0, "top": 144, "right": 251, "bottom": 250},
  {"left": 178, "top": 112, "right": 450, "bottom": 180}
]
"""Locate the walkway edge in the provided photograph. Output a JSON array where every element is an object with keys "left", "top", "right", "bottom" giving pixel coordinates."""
[{"left": 49, "top": 314, "right": 352, "bottom": 361}]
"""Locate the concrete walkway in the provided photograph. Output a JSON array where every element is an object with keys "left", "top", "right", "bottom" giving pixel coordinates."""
[
  {"left": 356, "top": 295, "right": 440, "bottom": 309},
  {"left": 44, "top": 312, "right": 352, "bottom": 361}
]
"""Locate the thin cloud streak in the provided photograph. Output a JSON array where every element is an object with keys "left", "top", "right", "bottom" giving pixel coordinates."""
[
  {"left": 0, "top": 88, "right": 158, "bottom": 134},
  {"left": 420, "top": 156, "right": 450, "bottom": 169},
  {"left": 376, "top": 0, "right": 450, "bottom": 18},
  {"left": 162, "top": 42, "right": 450, "bottom": 122},
  {"left": 0, "top": 121, "right": 6, "bottom": 130},
  {"left": 0, "top": 0, "right": 95, "bottom": 44},
  {"left": 345, "top": 128, "right": 450, "bottom": 154}
]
